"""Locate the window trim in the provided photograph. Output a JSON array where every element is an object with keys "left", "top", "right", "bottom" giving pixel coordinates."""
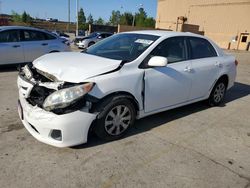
[
  {"left": 139, "top": 36, "right": 189, "bottom": 69},
  {"left": 186, "top": 36, "right": 218, "bottom": 60}
]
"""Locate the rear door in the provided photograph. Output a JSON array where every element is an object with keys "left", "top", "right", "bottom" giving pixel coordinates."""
[
  {"left": 20, "top": 29, "right": 49, "bottom": 62},
  {"left": 187, "top": 37, "right": 220, "bottom": 100},
  {"left": 0, "top": 29, "right": 24, "bottom": 65}
]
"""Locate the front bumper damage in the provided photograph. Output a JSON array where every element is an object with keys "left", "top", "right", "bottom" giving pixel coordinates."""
[{"left": 17, "top": 66, "right": 97, "bottom": 147}]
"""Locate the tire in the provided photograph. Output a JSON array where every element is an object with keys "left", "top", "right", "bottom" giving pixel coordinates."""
[
  {"left": 88, "top": 42, "right": 95, "bottom": 47},
  {"left": 208, "top": 80, "right": 227, "bottom": 106},
  {"left": 93, "top": 96, "right": 136, "bottom": 141}
]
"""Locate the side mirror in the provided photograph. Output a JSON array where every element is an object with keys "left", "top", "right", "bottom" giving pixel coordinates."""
[{"left": 148, "top": 56, "right": 168, "bottom": 67}]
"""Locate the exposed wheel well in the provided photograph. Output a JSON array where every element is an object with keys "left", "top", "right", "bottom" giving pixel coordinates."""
[
  {"left": 217, "top": 74, "right": 229, "bottom": 88},
  {"left": 91, "top": 91, "right": 140, "bottom": 114}
]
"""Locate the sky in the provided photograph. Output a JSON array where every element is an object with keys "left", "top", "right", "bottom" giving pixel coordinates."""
[{"left": 0, "top": 0, "right": 158, "bottom": 22}]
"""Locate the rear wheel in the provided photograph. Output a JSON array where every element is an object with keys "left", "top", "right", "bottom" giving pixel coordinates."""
[
  {"left": 208, "top": 80, "right": 227, "bottom": 106},
  {"left": 93, "top": 96, "right": 136, "bottom": 141}
]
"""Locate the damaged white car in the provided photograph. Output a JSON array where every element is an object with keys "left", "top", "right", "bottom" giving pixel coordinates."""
[{"left": 17, "top": 30, "right": 237, "bottom": 147}]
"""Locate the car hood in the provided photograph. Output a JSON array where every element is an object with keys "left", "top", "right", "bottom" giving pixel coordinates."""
[{"left": 33, "top": 52, "right": 121, "bottom": 83}]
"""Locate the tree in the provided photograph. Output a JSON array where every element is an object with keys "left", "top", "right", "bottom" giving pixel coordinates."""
[
  {"left": 87, "top": 14, "right": 94, "bottom": 24},
  {"left": 120, "top": 12, "right": 133, "bottom": 26},
  {"left": 109, "top": 10, "right": 121, "bottom": 26},
  {"left": 11, "top": 11, "right": 22, "bottom": 22},
  {"left": 22, "top": 11, "right": 28, "bottom": 23},
  {"left": 78, "top": 8, "right": 87, "bottom": 30},
  {"left": 95, "top": 17, "right": 105, "bottom": 25},
  {"left": 135, "top": 7, "right": 147, "bottom": 27},
  {"left": 21, "top": 11, "right": 32, "bottom": 23},
  {"left": 144, "top": 17, "right": 155, "bottom": 28}
]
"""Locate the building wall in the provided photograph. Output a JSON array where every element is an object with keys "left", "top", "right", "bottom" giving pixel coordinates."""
[{"left": 156, "top": 0, "right": 250, "bottom": 50}]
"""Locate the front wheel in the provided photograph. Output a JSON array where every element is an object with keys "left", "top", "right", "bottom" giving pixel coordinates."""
[
  {"left": 94, "top": 96, "right": 136, "bottom": 141},
  {"left": 208, "top": 81, "right": 227, "bottom": 106}
]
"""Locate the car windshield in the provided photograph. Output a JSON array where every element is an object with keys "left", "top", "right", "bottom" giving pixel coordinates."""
[{"left": 84, "top": 33, "right": 159, "bottom": 62}]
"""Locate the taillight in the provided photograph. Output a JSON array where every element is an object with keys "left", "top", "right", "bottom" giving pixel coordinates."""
[{"left": 235, "top": 60, "right": 239, "bottom": 66}]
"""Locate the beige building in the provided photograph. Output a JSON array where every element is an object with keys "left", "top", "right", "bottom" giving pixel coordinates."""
[{"left": 156, "top": 0, "right": 250, "bottom": 50}]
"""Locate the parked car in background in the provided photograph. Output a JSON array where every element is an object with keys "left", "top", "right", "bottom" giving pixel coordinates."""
[
  {"left": 77, "top": 32, "right": 113, "bottom": 49},
  {"left": 52, "top": 30, "right": 71, "bottom": 45},
  {"left": 0, "top": 26, "right": 70, "bottom": 65},
  {"left": 17, "top": 30, "right": 237, "bottom": 147}
]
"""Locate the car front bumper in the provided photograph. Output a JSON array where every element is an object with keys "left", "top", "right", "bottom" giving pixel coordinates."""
[{"left": 17, "top": 77, "right": 97, "bottom": 147}]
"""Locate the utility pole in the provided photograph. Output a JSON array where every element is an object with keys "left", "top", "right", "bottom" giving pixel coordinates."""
[
  {"left": 76, "top": 0, "right": 79, "bottom": 36},
  {"left": 67, "top": 0, "right": 70, "bottom": 32}
]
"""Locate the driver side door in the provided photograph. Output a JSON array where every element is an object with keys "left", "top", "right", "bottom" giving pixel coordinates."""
[{"left": 144, "top": 37, "right": 193, "bottom": 113}]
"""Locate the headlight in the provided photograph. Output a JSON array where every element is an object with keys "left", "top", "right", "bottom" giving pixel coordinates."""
[
  {"left": 43, "top": 83, "right": 94, "bottom": 111},
  {"left": 22, "top": 65, "right": 33, "bottom": 79}
]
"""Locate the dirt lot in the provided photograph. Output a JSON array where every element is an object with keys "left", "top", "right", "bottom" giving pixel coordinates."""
[{"left": 0, "top": 50, "right": 250, "bottom": 188}]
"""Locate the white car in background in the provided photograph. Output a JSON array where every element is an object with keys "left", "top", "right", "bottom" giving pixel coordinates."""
[
  {"left": 0, "top": 26, "right": 70, "bottom": 65},
  {"left": 17, "top": 30, "right": 237, "bottom": 147}
]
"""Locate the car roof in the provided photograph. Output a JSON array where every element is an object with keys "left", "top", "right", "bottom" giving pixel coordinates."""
[
  {"left": 123, "top": 30, "right": 203, "bottom": 38},
  {"left": 0, "top": 26, "right": 48, "bottom": 32}
]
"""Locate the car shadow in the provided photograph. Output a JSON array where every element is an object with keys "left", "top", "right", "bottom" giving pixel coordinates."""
[
  {"left": 0, "top": 63, "right": 28, "bottom": 73},
  {"left": 73, "top": 81, "right": 250, "bottom": 149}
]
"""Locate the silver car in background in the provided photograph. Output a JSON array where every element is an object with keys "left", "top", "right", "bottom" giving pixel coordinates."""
[
  {"left": 77, "top": 32, "right": 113, "bottom": 49},
  {"left": 0, "top": 26, "right": 70, "bottom": 65}
]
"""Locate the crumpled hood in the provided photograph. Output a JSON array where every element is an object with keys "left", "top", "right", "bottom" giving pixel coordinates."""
[{"left": 33, "top": 52, "right": 121, "bottom": 83}]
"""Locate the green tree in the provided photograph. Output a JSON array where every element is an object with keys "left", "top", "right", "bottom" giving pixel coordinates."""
[
  {"left": 135, "top": 7, "right": 147, "bottom": 27},
  {"left": 78, "top": 8, "right": 87, "bottom": 30},
  {"left": 21, "top": 11, "right": 33, "bottom": 23},
  {"left": 87, "top": 14, "right": 94, "bottom": 24},
  {"left": 120, "top": 12, "right": 133, "bottom": 26},
  {"left": 11, "top": 11, "right": 22, "bottom": 22},
  {"left": 144, "top": 17, "right": 155, "bottom": 28},
  {"left": 95, "top": 17, "right": 105, "bottom": 25},
  {"left": 109, "top": 10, "right": 121, "bottom": 26},
  {"left": 22, "top": 11, "right": 28, "bottom": 23}
]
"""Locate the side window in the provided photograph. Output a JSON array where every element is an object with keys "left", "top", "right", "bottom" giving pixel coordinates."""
[
  {"left": 100, "top": 34, "right": 106, "bottom": 38},
  {"left": 188, "top": 37, "right": 217, "bottom": 59},
  {"left": 149, "top": 37, "right": 187, "bottom": 64},
  {"left": 0, "top": 30, "right": 20, "bottom": 43},
  {"left": 44, "top": 33, "right": 57, "bottom": 40},
  {"left": 22, "top": 30, "right": 46, "bottom": 41}
]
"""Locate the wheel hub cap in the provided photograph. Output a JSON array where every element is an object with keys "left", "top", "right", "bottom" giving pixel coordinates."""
[{"left": 105, "top": 105, "right": 132, "bottom": 136}]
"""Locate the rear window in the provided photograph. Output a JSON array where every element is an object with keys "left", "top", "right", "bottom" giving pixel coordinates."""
[
  {"left": 188, "top": 37, "right": 217, "bottom": 59},
  {"left": 0, "top": 30, "right": 20, "bottom": 43}
]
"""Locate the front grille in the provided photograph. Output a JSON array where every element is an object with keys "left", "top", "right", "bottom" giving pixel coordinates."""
[{"left": 27, "top": 85, "right": 55, "bottom": 107}]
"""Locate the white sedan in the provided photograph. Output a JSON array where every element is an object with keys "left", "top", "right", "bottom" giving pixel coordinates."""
[
  {"left": 0, "top": 26, "right": 70, "bottom": 65},
  {"left": 17, "top": 30, "right": 237, "bottom": 147}
]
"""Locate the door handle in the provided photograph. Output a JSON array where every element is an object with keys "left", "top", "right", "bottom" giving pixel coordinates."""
[
  {"left": 12, "top": 45, "right": 20, "bottom": 48},
  {"left": 41, "top": 43, "right": 48, "bottom": 46},
  {"left": 184, "top": 66, "right": 192, "bottom": 72}
]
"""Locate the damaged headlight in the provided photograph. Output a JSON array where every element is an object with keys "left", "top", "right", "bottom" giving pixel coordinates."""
[{"left": 43, "top": 83, "right": 94, "bottom": 111}]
